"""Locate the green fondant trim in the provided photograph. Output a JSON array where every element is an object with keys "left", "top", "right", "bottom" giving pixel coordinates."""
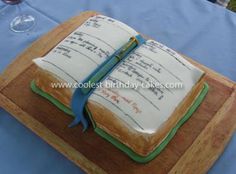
[
  {"left": 92, "top": 83, "right": 209, "bottom": 163},
  {"left": 30, "top": 80, "right": 74, "bottom": 116},
  {"left": 30, "top": 80, "right": 209, "bottom": 163}
]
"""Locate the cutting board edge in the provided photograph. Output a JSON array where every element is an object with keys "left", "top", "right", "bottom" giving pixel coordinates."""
[
  {"left": 169, "top": 85, "right": 236, "bottom": 174},
  {"left": 0, "top": 93, "right": 107, "bottom": 174}
]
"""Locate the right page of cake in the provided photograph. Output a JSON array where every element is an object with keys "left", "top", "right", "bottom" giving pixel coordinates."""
[{"left": 89, "top": 39, "right": 204, "bottom": 134}]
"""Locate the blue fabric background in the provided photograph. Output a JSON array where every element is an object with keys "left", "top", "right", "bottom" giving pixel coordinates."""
[{"left": 0, "top": 0, "right": 235, "bottom": 173}]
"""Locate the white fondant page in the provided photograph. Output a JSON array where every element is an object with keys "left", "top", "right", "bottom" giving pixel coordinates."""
[
  {"left": 89, "top": 40, "right": 204, "bottom": 134},
  {"left": 33, "top": 15, "right": 138, "bottom": 85}
]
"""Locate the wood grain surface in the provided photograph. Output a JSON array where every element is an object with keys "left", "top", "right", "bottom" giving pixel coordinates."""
[{"left": 1, "top": 11, "right": 236, "bottom": 174}]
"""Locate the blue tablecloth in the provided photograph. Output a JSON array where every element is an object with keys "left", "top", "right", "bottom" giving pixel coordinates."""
[{"left": 0, "top": 0, "right": 236, "bottom": 173}]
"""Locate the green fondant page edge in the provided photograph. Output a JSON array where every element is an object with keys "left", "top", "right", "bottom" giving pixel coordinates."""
[
  {"left": 30, "top": 80, "right": 209, "bottom": 163},
  {"left": 31, "top": 81, "right": 74, "bottom": 116}
]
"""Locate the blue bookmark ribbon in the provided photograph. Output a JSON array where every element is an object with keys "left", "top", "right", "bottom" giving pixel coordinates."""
[{"left": 70, "top": 35, "right": 145, "bottom": 131}]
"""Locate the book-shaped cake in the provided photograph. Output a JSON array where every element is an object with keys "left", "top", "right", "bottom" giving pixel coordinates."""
[{"left": 31, "top": 14, "right": 208, "bottom": 163}]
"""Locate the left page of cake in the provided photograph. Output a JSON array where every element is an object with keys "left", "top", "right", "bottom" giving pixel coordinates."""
[{"left": 33, "top": 15, "right": 138, "bottom": 89}]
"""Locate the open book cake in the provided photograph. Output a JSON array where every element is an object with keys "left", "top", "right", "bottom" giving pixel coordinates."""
[{"left": 31, "top": 14, "right": 208, "bottom": 163}]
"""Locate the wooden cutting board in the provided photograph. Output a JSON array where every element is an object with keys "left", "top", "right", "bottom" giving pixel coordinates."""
[{"left": 1, "top": 11, "right": 236, "bottom": 174}]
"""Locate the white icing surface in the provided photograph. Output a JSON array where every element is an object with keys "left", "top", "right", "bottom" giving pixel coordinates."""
[
  {"left": 90, "top": 40, "right": 203, "bottom": 134},
  {"left": 33, "top": 15, "right": 203, "bottom": 134},
  {"left": 33, "top": 15, "right": 138, "bottom": 85}
]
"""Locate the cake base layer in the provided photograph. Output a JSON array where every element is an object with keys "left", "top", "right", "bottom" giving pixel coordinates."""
[{"left": 30, "top": 80, "right": 209, "bottom": 163}]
